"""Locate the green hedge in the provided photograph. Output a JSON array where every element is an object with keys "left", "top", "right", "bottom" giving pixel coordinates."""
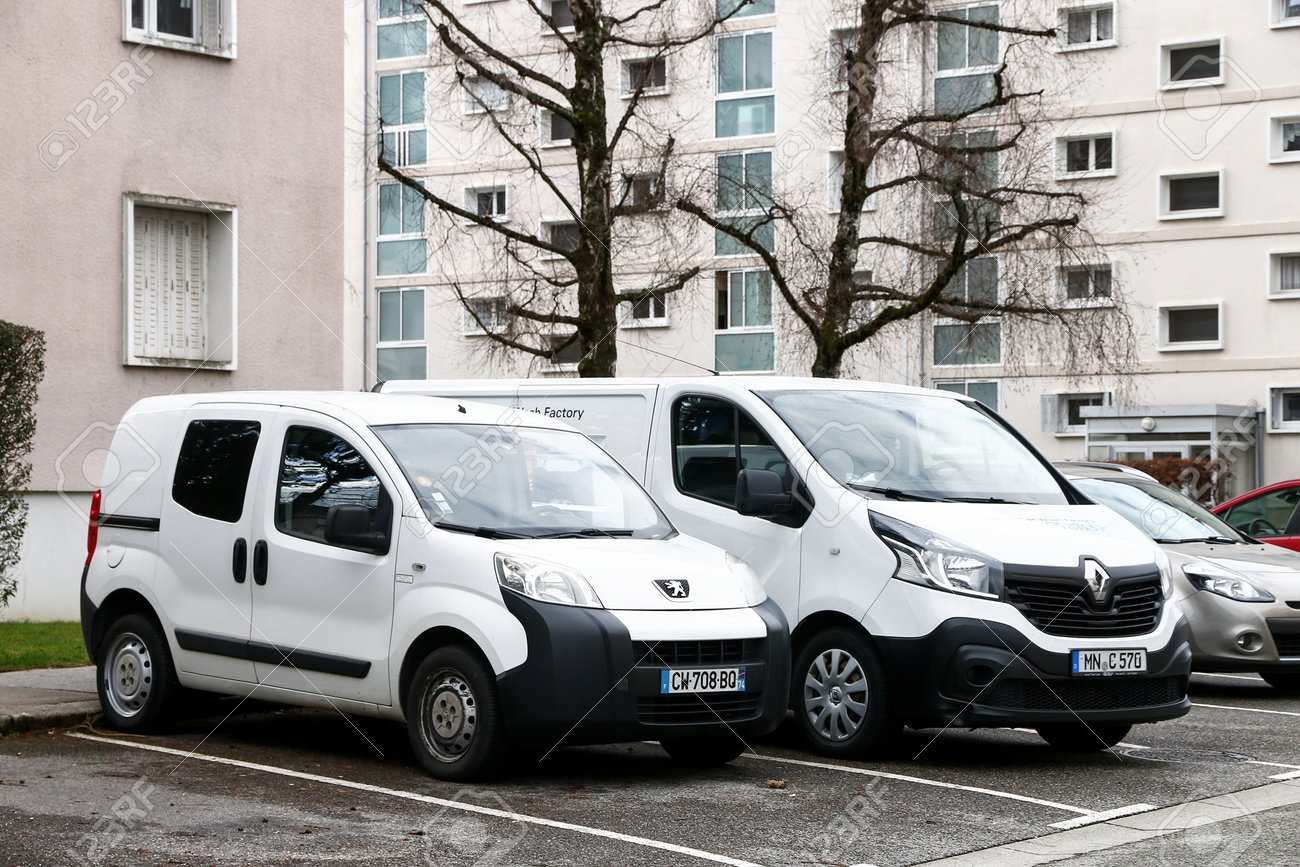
[{"left": 0, "top": 321, "right": 46, "bottom": 609}]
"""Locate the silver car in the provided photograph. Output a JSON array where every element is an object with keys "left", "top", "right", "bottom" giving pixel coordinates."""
[{"left": 1059, "top": 462, "right": 1300, "bottom": 692}]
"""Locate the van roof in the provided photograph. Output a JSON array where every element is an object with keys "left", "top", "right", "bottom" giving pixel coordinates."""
[
  {"left": 380, "top": 376, "right": 962, "bottom": 401},
  {"left": 123, "top": 391, "right": 578, "bottom": 432}
]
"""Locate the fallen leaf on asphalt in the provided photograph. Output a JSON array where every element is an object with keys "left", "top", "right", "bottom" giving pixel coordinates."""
[{"left": 766, "top": 780, "right": 787, "bottom": 789}]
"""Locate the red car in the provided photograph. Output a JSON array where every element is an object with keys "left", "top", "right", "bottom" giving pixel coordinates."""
[{"left": 1214, "top": 481, "right": 1300, "bottom": 553}]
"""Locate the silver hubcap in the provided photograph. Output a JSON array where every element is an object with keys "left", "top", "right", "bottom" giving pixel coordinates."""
[
  {"left": 420, "top": 673, "right": 477, "bottom": 762},
  {"left": 104, "top": 632, "right": 153, "bottom": 718},
  {"left": 804, "top": 648, "right": 868, "bottom": 742}
]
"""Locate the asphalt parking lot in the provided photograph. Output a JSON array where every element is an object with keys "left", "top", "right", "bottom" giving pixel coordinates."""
[{"left": 3, "top": 672, "right": 1300, "bottom": 867}]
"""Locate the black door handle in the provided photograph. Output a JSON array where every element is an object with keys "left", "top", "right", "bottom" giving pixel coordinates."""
[
  {"left": 253, "top": 540, "right": 268, "bottom": 586},
  {"left": 232, "top": 538, "right": 247, "bottom": 584}
]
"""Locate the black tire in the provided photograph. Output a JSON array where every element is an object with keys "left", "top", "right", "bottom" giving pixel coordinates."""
[
  {"left": 1036, "top": 722, "right": 1131, "bottom": 751},
  {"left": 1260, "top": 672, "right": 1300, "bottom": 692},
  {"left": 96, "top": 613, "right": 179, "bottom": 733},
  {"left": 406, "top": 645, "right": 509, "bottom": 781},
  {"left": 791, "top": 628, "right": 897, "bottom": 758},
  {"left": 660, "top": 734, "right": 747, "bottom": 767}
]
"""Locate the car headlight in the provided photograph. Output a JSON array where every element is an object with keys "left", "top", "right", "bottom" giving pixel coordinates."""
[
  {"left": 725, "top": 551, "right": 768, "bottom": 607},
  {"left": 495, "top": 554, "right": 603, "bottom": 608},
  {"left": 1184, "top": 562, "right": 1275, "bottom": 603},
  {"left": 871, "top": 513, "right": 1001, "bottom": 598}
]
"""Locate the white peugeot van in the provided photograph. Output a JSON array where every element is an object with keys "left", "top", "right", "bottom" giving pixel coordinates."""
[
  {"left": 81, "top": 392, "right": 788, "bottom": 780},
  {"left": 380, "top": 377, "right": 1193, "bottom": 754}
]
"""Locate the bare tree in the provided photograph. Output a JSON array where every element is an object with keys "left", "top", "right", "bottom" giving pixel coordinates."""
[
  {"left": 378, "top": 0, "right": 748, "bottom": 377},
  {"left": 676, "top": 0, "right": 1137, "bottom": 380}
]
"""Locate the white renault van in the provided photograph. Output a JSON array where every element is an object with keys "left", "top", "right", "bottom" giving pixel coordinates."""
[
  {"left": 380, "top": 377, "right": 1193, "bottom": 754},
  {"left": 81, "top": 392, "right": 788, "bottom": 780}
]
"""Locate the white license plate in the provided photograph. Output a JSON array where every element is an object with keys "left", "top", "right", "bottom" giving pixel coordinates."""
[
  {"left": 660, "top": 667, "right": 746, "bottom": 694},
  {"left": 1072, "top": 648, "right": 1147, "bottom": 676}
]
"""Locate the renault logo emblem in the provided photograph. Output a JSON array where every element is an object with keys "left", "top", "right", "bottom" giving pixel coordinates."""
[
  {"left": 654, "top": 579, "right": 690, "bottom": 600},
  {"left": 1083, "top": 560, "right": 1113, "bottom": 605}
]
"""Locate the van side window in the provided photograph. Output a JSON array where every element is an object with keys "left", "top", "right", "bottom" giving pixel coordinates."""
[
  {"left": 276, "top": 427, "right": 385, "bottom": 543},
  {"left": 673, "top": 396, "right": 790, "bottom": 508},
  {"left": 172, "top": 420, "right": 262, "bottom": 522}
]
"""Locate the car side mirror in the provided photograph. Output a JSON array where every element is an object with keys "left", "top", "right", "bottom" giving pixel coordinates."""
[
  {"left": 736, "top": 468, "right": 794, "bottom": 518},
  {"left": 324, "top": 504, "right": 389, "bottom": 554}
]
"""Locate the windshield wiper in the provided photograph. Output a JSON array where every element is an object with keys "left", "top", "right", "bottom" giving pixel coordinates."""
[
  {"left": 1156, "top": 536, "right": 1242, "bottom": 545},
  {"left": 847, "top": 484, "right": 943, "bottom": 502},
  {"left": 530, "top": 528, "right": 636, "bottom": 539},
  {"left": 943, "top": 496, "right": 1029, "bottom": 505},
  {"left": 432, "top": 522, "right": 530, "bottom": 540}
]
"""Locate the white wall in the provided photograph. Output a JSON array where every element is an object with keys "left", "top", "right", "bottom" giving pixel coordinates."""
[{"left": 1, "top": 493, "right": 90, "bottom": 622}]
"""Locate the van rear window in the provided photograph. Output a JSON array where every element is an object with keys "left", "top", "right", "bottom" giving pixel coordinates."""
[{"left": 172, "top": 420, "right": 262, "bottom": 522}]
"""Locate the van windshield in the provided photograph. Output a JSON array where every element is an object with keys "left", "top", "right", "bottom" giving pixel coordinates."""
[
  {"left": 758, "top": 390, "right": 1069, "bottom": 505},
  {"left": 373, "top": 423, "right": 673, "bottom": 539}
]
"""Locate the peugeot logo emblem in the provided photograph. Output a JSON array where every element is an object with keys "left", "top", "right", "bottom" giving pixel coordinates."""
[
  {"left": 654, "top": 579, "right": 690, "bottom": 600},
  {"left": 1083, "top": 560, "right": 1113, "bottom": 605}
]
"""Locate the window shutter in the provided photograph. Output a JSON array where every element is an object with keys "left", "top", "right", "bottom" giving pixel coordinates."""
[
  {"left": 133, "top": 209, "right": 163, "bottom": 359},
  {"left": 201, "top": 0, "right": 223, "bottom": 52},
  {"left": 133, "top": 206, "right": 207, "bottom": 362},
  {"left": 1041, "top": 394, "right": 1061, "bottom": 433},
  {"left": 183, "top": 216, "right": 207, "bottom": 358}
]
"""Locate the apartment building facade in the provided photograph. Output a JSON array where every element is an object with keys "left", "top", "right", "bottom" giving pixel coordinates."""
[
  {"left": 0, "top": 0, "right": 368, "bottom": 619},
  {"left": 363, "top": 0, "right": 1300, "bottom": 497}
]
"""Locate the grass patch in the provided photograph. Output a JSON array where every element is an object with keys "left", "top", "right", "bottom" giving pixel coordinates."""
[{"left": 0, "top": 621, "right": 91, "bottom": 672}]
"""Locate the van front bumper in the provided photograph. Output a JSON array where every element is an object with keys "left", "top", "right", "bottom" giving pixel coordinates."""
[
  {"left": 496, "top": 594, "right": 789, "bottom": 749},
  {"left": 875, "top": 617, "right": 1192, "bottom": 729}
]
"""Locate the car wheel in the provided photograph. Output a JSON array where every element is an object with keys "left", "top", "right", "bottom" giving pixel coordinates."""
[
  {"left": 660, "top": 734, "right": 747, "bottom": 767},
  {"left": 791, "top": 628, "right": 897, "bottom": 758},
  {"left": 1036, "top": 722, "right": 1131, "bottom": 751},
  {"left": 1260, "top": 672, "right": 1300, "bottom": 692},
  {"left": 96, "top": 613, "right": 179, "bottom": 733},
  {"left": 406, "top": 645, "right": 509, "bottom": 781}
]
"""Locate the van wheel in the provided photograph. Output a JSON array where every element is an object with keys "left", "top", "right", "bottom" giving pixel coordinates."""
[
  {"left": 1036, "top": 722, "right": 1131, "bottom": 751},
  {"left": 660, "top": 734, "right": 747, "bottom": 767},
  {"left": 792, "top": 628, "right": 896, "bottom": 758},
  {"left": 97, "top": 613, "right": 179, "bottom": 733},
  {"left": 407, "top": 646, "right": 508, "bottom": 781},
  {"left": 1261, "top": 672, "right": 1300, "bottom": 692}
]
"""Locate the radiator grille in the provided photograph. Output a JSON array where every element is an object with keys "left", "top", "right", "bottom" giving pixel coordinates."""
[
  {"left": 631, "top": 639, "right": 764, "bottom": 667},
  {"left": 1005, "top": 574, "right": 1163, "bottom": 637},
  {"left": 984, "top": 676, "right": 1185, "bottom": 711}
]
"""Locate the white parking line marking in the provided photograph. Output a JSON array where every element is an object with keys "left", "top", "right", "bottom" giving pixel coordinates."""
[
  {"left": 1047, "top": 803, "right": 1157, "bottom": 830},
  {"left": 738, "top": 753, "right": 1095, "bottom": 816},
  {"left": 1193, "top": 701, "right": 1300, "bottom": 718},
  {"left": 1269, "top": 768, "right": 1300, "bottom": 780},
  {"left": 68, "top": 734, "right": 766, "bottom": 867}
]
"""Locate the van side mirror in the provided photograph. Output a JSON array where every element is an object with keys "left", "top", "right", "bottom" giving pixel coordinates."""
[
  {"left": 736, "top": 469, "right": 794, "bottom": 518},
  {"left": 324, "top": 504, "right": 389, "bottom": 554}
]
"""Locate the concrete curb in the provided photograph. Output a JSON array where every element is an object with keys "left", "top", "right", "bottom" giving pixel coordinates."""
[{"left": 0, "top": 701, "right": 101, "bottom": 735}]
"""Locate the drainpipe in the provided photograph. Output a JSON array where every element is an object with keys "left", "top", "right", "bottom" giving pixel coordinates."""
[
  {"left": 1256, "top": 407, "right": 1267, "bottom": 486},
  {"left": 362, "top": 0, "right": 374, "bottom": 390}
]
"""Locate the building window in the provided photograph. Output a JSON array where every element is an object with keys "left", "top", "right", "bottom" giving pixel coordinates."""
[
  {"left": 828, "top": 28, "right": 857, "bottom": 91},
  {"left": 716, "top": 151, "right": 774, "bottom": 255},
  {"left": 932, "top": 130, "right": 1001, "bottom": 239},
  {"left": 621, "top": 57, "right": 669, "bottom": 95},
  {"left": 1058, "top": 4, "right": 1114, "bottom": 48},
  {"left": 717, "top": 0, "right": 775, "bottom": 18},
  {"left": 377, "top": 182, "right": 427, "bottom": 276},
  {"left": 1270, "top": 252, "right": 1300, "bottom": 298},
  {"left": 462, "top": 296, "right": 509, "bottom": 335},
  {"left": 1269, "top": 116, "right": 1300, "bottom": 163},
  {"left": 465, "top": 185, "right": 508, "bottom": 220},
  {"left": 541, "top": 109, "right": 575, "bottom": 146},
  {"left": 1056, "top": 133, "right": 1114, "bottom": 178},
  {"left": 125, "top": 196, "right": 235, "bottom": 368},
  {"left": 125, "top": 0, "right": 234, "bottom": 57},
  {"left": 621, "top": 293, "right": 668, "bottom": 328},
  {"left": 1270, "top": 387, "right": 1300, "bottom": 431},
  {"left": 379, "top": 71, "right": 426, "bottom": 167},
  {"left": 378, "top": 0, "right": 426, "bottom": 60},
  {"left": 542, "top": 221, "right": 582, "bottom": 258},
  {"left": 1274, "top": 0, "right": 1300, "bottom": 26},
  {"left": 1160, "top": 172, "right": 1222, "bottom": 219},
  {"left": 715, "top": 270, "right": 774, "bottom": 372},
  {"left": 935, "top": 4, "right": 1000, "bottom": 114},
  {"left": 1060, "top": 263, "right": 1113, "bottom": 305},
  {"left": 542, "top": 0, "right": 575, "bottom": 32},
  {"left": 828, "top": 150, "right": 876, "bottom": 212},
  {"left": 1042, "top": 391, "right": 1111, "bottom": 434},
  {"left": 1159, "top": 304, "right": 1222, "bottom": 351},
  {"left": 542, "top": 334, "right": 582, "bottom": 371},
  {"left": 716, "top": 31, "right": 775, "bottom": 138},
  {"left": 377, "top": 287, "right": 426, "bottom": 380},
  {"left": 464, "top": 76, "right": 508, "bottom": 114},
  {"left": 934, "top": 257, "right": 1000, "bottom": 366},
  {"left": 1162, "top": 39, "right": 1222, "bottom": 87},
  {"left": 935, "top": 380, "right": 1000, "bottom": 412},
  {"left": 623, "top": 172, "right": 664, "bottom": 209}
]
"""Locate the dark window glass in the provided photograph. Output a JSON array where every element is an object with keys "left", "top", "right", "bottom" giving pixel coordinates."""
[
  {"left": 1168, "top": 175, "right": 1219, "bottom": 211},
  {"left": 1094, "top": 136, "right": 1113, "bottom": 169},
  {"left": 1067, "top": 396, "right": 1104, "bottom": 427},
  {"left": 1224, "top": 490, "right": 1300, "bottom": 538},
  {"left": 1169, "top": 44, "right": 1220, "bottom": 81},
  {"left": 1066, "top": 139, "right": 1091, "bottom": 173},
  {"left": 673, "top": 396, "right": 787, "bottom": 507},
  {"left": 1167, "top": 307, "right": 1219, "bottom": 343},
  {"left": 550, "top": 222, "right": 581, "bottom": 251},
  {"left": 548, "top": 335, "right": 582, "bottom": 366},
  {"left": 1285, "top": 393, "right": 1300, "bottom": 423},
  {"left": 156, "top": 0, "right": 195, "bottom": 38},
  {"left": 172, "top": 420, "right": 261, "bottom": 523},
  {"left": 632, "top": 295, "right": 666, "bottom": 319},
  {"left": 549, "top": 111, "right": 575, "bottom": 142},
  {"left": 132, "top": 0, "right": 145, "bottom": 29},
  {"left": 549, "top": 0, "right": 574, "bottom": 28},
  {"left": 276, "top": 427, "right": 383, "bottom": 543}
]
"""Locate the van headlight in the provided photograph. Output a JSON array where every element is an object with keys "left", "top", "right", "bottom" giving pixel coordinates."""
[
  {"left": 871, "top": 514, "right": 1001, "bottom": 599},
  {"left": 725, "top": 551, "right": 768, "bottom": 607},
  {"left": 495, "top": 554, "right": 603, "bottom": 608},
  {"left": 1154, "top": 548, "right": 1174, "bottom": 599},
  {"left": 1184, "top": 562, "right": 1275, "bottom": 603}
]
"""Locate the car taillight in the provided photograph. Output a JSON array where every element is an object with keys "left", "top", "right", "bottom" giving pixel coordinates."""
[{"left": 86, "top": 490, "right": 101, "bottom": 567}]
